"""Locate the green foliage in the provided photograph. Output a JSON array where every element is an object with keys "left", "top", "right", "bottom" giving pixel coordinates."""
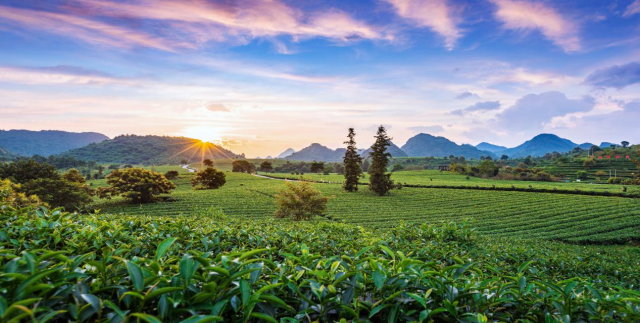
[
  {"left": 191, "top": 167, "right": 226, "bottom": 189},
  {"left": 343, "top": 128, "right": 363, "bottom": 192},
  {"left": 0, "top": 179, "right": 41, "bottom": 207},
  {"left": 274, "top": 181, "right": 329, "bottom": 220},
  {"left": 203, "top": 159, "right": 214, "bottom": 167},
  {"left": 98, "top": 168, "right": 176, "bottom": 203},
  {"left": 0, "top": 159, "right": 58, "bottom": 183},
  {"left": 391, "top": 164, "right": 405, "bottom": 172},
  {"left": 576, "top": 170, "right": 589, "bottom": 180},
  {"left": 1, "top": 201, "right": 640, "bottom": 322},
  {"left": 232, "top": 160, "right": 256, "bottom": 173},
  {"left": 368, "top": 126, "right": 394, "bottom": 196},
  {"left": 259, "top": 161, "right": 273, "bottom": 172},
  {"left": 310, "top": 161, "right": 324, "bottom": 173},
  {"left": 164, "top": 170, "right": 180, "bottom": 180}
]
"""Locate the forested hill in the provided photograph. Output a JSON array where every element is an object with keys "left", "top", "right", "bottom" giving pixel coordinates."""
[
  {"left": 0, "top": 130, "right": 108, "bottom": 156},
  {"left": 0, "top": 145, "right": 16, "bottom": 160},
  {"left": 60, "top": 135, "right": 241, "bottom": 165}
]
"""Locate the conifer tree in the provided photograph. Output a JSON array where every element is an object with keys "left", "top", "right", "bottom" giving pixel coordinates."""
[
  {"left": 368, "top": 125, "right": 394, "bottom": 196},
  {"left": 343, "top": 128, "right": 363, "bottom": 192}
]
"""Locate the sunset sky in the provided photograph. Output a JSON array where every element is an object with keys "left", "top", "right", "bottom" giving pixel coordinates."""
[{"left": 1, "top": 0, "right": 639, "bottom": 157}]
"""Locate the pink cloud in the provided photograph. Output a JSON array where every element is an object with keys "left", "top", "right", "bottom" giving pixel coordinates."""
[
  {"left": 385, "top": 0, "right": 461, "bottom": 50},
  {"left": 489, "top": 0, "right": 580, "bottom": 53},
  {"left": 623, "top": 0, "right": 640, "bottom": 17},
  {"left": 3, "top": 0, "right": 389, "bottom": 51},
  {"left": 0, "top": 5, "right": 177, "bottom": 50}
]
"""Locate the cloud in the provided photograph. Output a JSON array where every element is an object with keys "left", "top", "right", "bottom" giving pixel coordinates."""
[
  {"left": 206, "top": 103, "right": 230, "bottom": 112},
  {"left": 623, "top": 0, "right": 640, "bottom": 17},
  {"left": 495, "top": 91, "right": 594, "bottom": 132},
  {"left": 489, "top": 0, "right": 580, "bottom": 52},
  {"left": 0, "top": 5, "right": 177, "bottom": 51},
  {"left": 4, "top": 0, "right": 389, "bottom": 51},
  {"left": 408, "top": 125, "right": 444, "bottom": 133},
  {"left": 584, "top": 62, "right": 640, "bottom": 89},
  {"left": 450, "top": 101, "right": 500, "bottom": 116},
  {"left": 0, "top": 65, "right": 129, "bottom": 85},
  {"left": 385, "top": 0, "right": 461, "bottom": 50},
  {"left": 455, "top": 91, "right": 480, "bottom": 99}
]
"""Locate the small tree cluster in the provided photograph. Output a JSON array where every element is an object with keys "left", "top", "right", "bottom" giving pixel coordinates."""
[
  {"left": 191, "top": 167, "right": 226, "bottom": 189},
  {"left": 98, "top": 168, "right": 175, "bottom": 203},
  {"left": 232, "top": 160, "right": 256, "bottom": 173},
  {"left": 165, "top": 170, "right": 180, "bottom": 180},
  {"left": 259, "top": 161, "right": 273, "bottom": 173},
  {"left": 274, "top": 181, "right": 329, "bottom": 221}
]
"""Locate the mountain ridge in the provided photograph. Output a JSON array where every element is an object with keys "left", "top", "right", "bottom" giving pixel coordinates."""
[{"left": 0, "top": 129, "right": 109, "bottom": 156}]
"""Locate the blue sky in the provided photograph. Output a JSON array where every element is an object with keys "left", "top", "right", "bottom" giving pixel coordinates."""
[{"left": 0, "top": 0, "right": 639, "bottom": 157}]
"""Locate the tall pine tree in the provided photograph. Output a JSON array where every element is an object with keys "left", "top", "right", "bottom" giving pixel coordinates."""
[
  {"left": 343, "top": 128, "right": 363, "bottom": 192},
  {"left": 368, "top": 125, "right": 394, "bottom": 196}
]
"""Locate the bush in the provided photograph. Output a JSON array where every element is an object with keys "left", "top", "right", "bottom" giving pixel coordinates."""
[
  {"left": 165, "top": 170, "right": 180, "bottom": 180},
  {"left": 0, "top": 179, "right": 41, "bottom": 208},
  {"left": 274, "top": 181, "right": 329, "bottom": 220},
  {"left": 98, "top": 168, "right": 176, "bottom": 203},
  {"left": 576, "top": 170, "right": 589, "bottom": 180},
  {"left": 232, "top": 160, "right": 255, "bottom": 173},
  {"left": 191, "top": 167, "right": 226, "bottom": 189}
]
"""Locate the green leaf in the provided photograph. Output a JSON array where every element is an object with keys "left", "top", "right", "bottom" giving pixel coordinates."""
[
  {"left": 132, "top": 313, "right": 162, "bottom": 323},
  {"left": 373, "top": 270, "right": 386, "bottom": 290},
  {"left": 145, "top": 287, "right": 183, "bottom": 301},
  {"left": 240, "top": 279, "right": 250, "bottom": 307},
  {"left": 126, "top": 261, "right": 145, "bottom": 292},
  {"left": 80, "top": 294, "right": 101, "bottom": 313},
  {"left": 249, "top": 312, "right": 277, "bottom": 323},
  {"left": 238, "top": 249, "right": 267, "bottom": 262},
  {"left": 179, "top": 315, "right": 223, "bottom": 323},
  {"left": 155, "top": 238, "right": 177, "bottom": 261}
]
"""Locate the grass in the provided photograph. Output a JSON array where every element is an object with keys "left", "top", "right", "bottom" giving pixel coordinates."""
[{"left": 90, "top": 167, "right": 640, "bottom": 244}]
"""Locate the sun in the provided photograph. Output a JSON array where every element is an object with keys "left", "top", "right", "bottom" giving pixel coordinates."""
[{"left": 181, "top": 126, "right": 224, "bottom": 144}]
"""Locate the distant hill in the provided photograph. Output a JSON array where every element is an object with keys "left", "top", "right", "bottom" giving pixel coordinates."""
[
  {"left": 360, "top": 141, "right": 407, "bottom": 158},
  {"left": 277, "top": 148, "right": 296, "bottom": 159},
  {"left": 475, "top": 142, "right": 507, "bottom": 154},
  {"left": 0, "top": 145, "right": 16, "bottom": 160},
  {"left": 600, "top": 142, "right": 618, "bottom": 148},
  {"left": 285, "top": 143, "right": 345, "bottom": 162},
  {"left": 578, "top": 142, "right": 596, "bottom": 150},
  {"left": 501, "top": 134, "right": 577, "bottom": 158},
  {"left": 401, "top": 133, "right": 495, "bottom": 159},
  {"left": 0, "top": 130, "right": 109, "bottom": 156},
  {"left": 61, "top": 135, "right": 241, "bottom": 165}
]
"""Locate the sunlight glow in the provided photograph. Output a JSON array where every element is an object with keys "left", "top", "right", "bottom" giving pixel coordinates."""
[{"left": 180, "top": 126, "right": 224, "bottom": 144}]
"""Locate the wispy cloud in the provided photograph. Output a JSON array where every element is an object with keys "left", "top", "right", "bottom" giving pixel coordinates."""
[
  {"left": 385, "top": 0, "right": 461, "bottom": 50},
  {"left": 9, "top": 0, "right": 390, "bottom": 51},
  {"left": 489, "top": 0, "right": 580, "bottom": 53},
  {"left": 623, "top": 0, "right": 640, "bottom": 17},
  {"left": 584, "top": 62, "right": 640, "bottom": 89},
  {"left": 450, "top": 101, "right": 500, "bottom": 116},
  {"left": 408, "top": 125, "right": 444, "bottom": 133},
  {"left": 455, "top": 91, "right": 480, "bottom": 99}
]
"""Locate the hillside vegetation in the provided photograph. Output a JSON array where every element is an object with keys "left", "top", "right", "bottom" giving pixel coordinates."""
[
  {"left": 0, "top": 129, "right": 108, "bottom": 156},
  {"left": 61, "top": 135, "right": 241, "bottom": 165}
]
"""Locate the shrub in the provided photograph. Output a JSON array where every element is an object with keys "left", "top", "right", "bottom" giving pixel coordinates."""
[
  {"left": 191, "top": 167, "right": 226, "bottom": 189},
  {"left": 98, "top": 168, "right": 176, "bottom": 203},
  {"left": 232, "top": 160, "right": 255, "bottom": 173},
  {"left": 165, "top": 170, "right": 180, "bottom": 180},
  {"left": 576, "top": 170, "right": 589, "bottom": 180},
  {"left": 274, "top": 181, "right": 329, "bottom": 220},
  {"left": 0, "top": 179, "right": 41, "bottom": 208}
]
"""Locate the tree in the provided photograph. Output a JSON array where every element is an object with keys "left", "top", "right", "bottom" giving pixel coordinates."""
[
  {"left": 501, "top": 155, "right": 509, "bottom": 161},
  {"left": 334, "top": 163, "right": 344, "bottom": 175},
  {"left": 391, "top": 164, "right": 404, "bottom": 172},
  {"left": 576, "top": 170, "right": 589, "bottom": 180},
  {"left": 203, "top": 159, "right": 214, "bottom": 167},
  {"left": 368, "top": 126, "right": 394, "bottom": 196},
  {"left": 165, "top": 170, "right": 180, "bottom": 180},
  {"left": 310, "top": 161, "right": 324, "bottom": 173},
  {"left": 62, "top": 169, "right": 86, "bottom": 183},
  {"left": 583, "top": 159, "right": 595, "bottom": 169},
  {"left": 259, "top": 161, "right": 274, "bottom": 173},
  {"left": 98, "top": 168, "right": 176, "bottom": 203},
  {"left": 0, "top": 179, "right": 41, "bottom": 208},
  {"left": 477, "top": 160, "right": 499, "bottom": 177},
  {"left": 343, "top": 128, "right": 363, "bottom": 192},
  {"left": 191, "top": 167, "right": 226, "bottom": 189},
  {"left": 0, "top": 159, "right": 58, "bottom": 183},
  {"left": 180, "top": 159, "right": 189, "bottom": 165},
  {"left": 108, "top": 164, "right": 120, "bottom": 170},
  {"left": 232, "top": 160, "right": 255, "bottom": 173},
  {"left": 361, "top": 159, "right": 370, "bottom": 172},
  {"left": 274, "top": 181, "right": 329, "bottom": 220},
  {"left": 622, "top": 141, "right": 630, "bottom": 148}
]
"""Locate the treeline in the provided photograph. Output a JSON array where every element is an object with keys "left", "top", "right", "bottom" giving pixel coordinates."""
[{"left": 451, "top": 159, "right": 555, "bottom": 182}]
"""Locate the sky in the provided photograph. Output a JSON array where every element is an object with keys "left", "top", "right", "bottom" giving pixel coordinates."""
[{"left": 0, "top": 0, "right": 639, "bottom": 157}]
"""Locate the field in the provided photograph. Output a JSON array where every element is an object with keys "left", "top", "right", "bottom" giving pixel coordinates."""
[{"left": 90, "top": 167, "right": 640, "bottom": 244}]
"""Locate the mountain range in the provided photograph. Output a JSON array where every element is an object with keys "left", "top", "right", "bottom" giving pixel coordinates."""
[
  {"left": 61, "top": 134, "right": 241, "bottom": 165},
  {"left": 285, "top": 141, "right": 409, "bottom": 162},
  {"left": 0, "top": 145, "right": 16, "bottom": 160},
  {"left": 402, "top": 134, "right": 495, "bottom": 159},
  {"left": 0, "top": 130, "right": 109, "bottom": 156},
  {"left": 478, "top": 134, "right": 597, "bottom": 158}
]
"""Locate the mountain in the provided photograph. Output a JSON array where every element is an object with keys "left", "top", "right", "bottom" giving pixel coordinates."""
[
  {"left": 600, "top": 142, "right": 617, "bottom": 148},
  {"left": 0, "top": 145, "right": 16, "bottom": 160},
  {"left": 61, "top": 135, "right": 241, "bottom": 165},
  {"left": 501, "top": 134, "right": 577, "bottom": 158},
  {"left": 578, "top": 142, "right": 596, "bottom": 150},
  {"left": 475, "top": 142, "right": 507, "bottom": 154},
  {"left": 360, "top": 141, "right": 408, "bottom": 158},
  {"left": 277, "top": 148, "right": 296, "bottom": 159},
  {"left": 401, "top": 133, "right": 495, "bottom": 159},
  {"left": 0, "top": 129, "right": 109, "bottom": 156},
  {"left": 285, "top": 143, "right": 344, "bottom": 162}
]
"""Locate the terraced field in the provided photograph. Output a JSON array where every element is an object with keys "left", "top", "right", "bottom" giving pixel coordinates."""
[{"left": 91, "top": 168, "right": 640, "bottom": 244}]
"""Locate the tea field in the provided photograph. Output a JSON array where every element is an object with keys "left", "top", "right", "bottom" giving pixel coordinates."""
[{"left": 90, "top": 167, "right": 640, "bottom": 244}]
